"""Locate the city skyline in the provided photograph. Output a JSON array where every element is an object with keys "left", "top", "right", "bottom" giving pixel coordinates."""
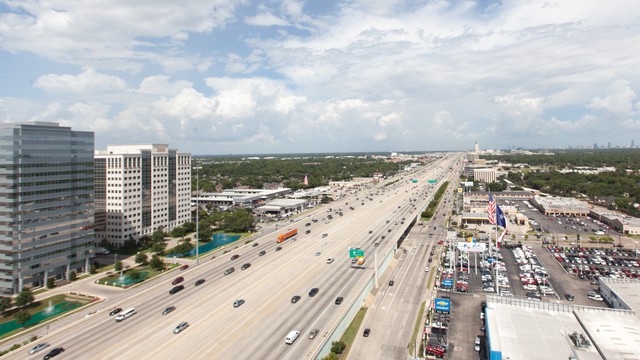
[{"left": 1, "top": 1, "right": 640, "bottom": 154}]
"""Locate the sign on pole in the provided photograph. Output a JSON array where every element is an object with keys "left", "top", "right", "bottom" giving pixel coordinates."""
[
  {"left": 349, "top": 248, "right": 364, "bottom": 258},
  {"left": 435, "top": 298, "right": 451, "bottom": 313}
]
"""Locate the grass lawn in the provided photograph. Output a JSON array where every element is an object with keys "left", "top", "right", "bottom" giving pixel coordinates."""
[
  {"left": 97, "top": 265, "right": 170, "bottom": 287},
  {"left": 337, "top": 307, "right": 368, "bottom": 358},
  {"left": 409, "top": 301, "right": 426, "bottom": 353}
]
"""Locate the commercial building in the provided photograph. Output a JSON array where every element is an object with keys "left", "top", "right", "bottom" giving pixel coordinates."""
[
  {"left": 94, "top": 144, "right": 191, "bottom": 245},
  {"left": 531, "top": 195, "right": 591, "bottom": 216},
  {"left": 192, "top": 188, "right": 292, "bottom": 209},
  {"left": 0, "top": 122, "right": 95, "bottom": 294},
  {"left": 589, "top": 211, "right": 640, "bottom": 235},
  {"left": 473, "top": 168, "right": 497, "bottom": 183}
]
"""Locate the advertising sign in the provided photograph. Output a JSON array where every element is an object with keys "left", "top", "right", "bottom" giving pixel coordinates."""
[
  {"left": 456, "top": 242, "right": 487, "bottom": 253},
  {"left": 441, "top": 279, "right": 453, "bottom": 287},
  {"left": 434, "top": 298, "right": 451, "bottom": 313}
]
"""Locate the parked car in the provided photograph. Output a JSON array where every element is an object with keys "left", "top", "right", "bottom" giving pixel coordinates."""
[
  {"left": 363, "top": 328, "right": 371, "bottom": 337},
  {"left": 565, "top": 293, "right": 575, "bottom": 301}
]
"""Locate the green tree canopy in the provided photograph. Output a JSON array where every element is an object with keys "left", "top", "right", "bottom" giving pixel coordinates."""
[{"left": 14, "top": 289, "right": 34, "bottom": 308}]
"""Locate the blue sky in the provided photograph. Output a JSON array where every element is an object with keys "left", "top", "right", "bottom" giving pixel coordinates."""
[{"left": 1, "top": 0, "right": 639, "bottom": 154}]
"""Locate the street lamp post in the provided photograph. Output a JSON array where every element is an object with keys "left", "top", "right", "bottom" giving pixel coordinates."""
[
  {"left": 194, "top": 163, "right": 201, "bottom": 266},
  {"left": 635, "top": 241, "right": 638, "bottom": 259}
]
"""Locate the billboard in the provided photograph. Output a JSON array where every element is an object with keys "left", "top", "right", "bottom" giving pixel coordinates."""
[
  {"left": 441, "top": 278, "right": 453, "bottom": 287},
  {"left": 456, "top": 242, "right": 487, "bottom": 253},
  {"left": 434, "top": 298, "right": 451, "bottom": 313}
]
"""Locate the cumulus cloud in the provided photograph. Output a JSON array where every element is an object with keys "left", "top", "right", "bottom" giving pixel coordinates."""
[{"left": 35, "top": 69, "right": 127, "bottom": 95}]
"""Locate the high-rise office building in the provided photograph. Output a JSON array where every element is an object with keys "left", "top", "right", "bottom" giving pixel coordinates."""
[
  {"left": 0, "top": 122, "right": 95, "bottom": 295},
  {"left": 94, "top": 144, "right": 191, "bottom": 246}
]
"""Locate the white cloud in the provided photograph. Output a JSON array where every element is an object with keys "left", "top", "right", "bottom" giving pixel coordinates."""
[
  {"left": 138, "top": 75, "right": 193, "bottom": 96},
  {"left": 34, "top": 69, "right": 127, "bottom": 95},
  {"left": 587, "top": 80, "right": 637, "bottom": 117}
]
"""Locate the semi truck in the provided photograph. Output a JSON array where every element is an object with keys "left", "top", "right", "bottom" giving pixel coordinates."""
[{"left": 277, "top": 229, "right": 298, "bottom": 243}]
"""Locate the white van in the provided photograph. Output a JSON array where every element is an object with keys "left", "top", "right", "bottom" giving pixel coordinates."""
[
  {"left": 115, "top": 308, "right": 136, "bottom": 322},
  {"left": 285, "top": 330, "right": 300, "bottom": 344}
]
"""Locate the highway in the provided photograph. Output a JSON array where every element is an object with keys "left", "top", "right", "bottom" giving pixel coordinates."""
[{"left": 11, "top": 154, "right": 462, "bottom": 360}]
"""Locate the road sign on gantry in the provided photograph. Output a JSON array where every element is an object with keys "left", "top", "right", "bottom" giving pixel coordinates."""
[{"left": 349, "top": 248, "right": 364, "bottom": 258}]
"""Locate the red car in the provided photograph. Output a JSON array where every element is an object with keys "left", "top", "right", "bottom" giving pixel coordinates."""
[
  {"left": 437, "top": 240, "right": 444, "bottom": 245},
  {"left": 180, "top": 264, "right": 189, "bottom": 270},
  {"left": 231, "top": 254, "right": 240, "bottom": 260},
  {"left": 172, "top": 276, "right": 184, "bottom": 285}
]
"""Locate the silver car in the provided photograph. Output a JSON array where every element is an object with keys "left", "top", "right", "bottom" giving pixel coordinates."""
[
  {"left": 28, "top": 342, "right": 49, "bottom": 355},
  {"left": 173, "top": 321, "right": 189, "bottom": 334}
]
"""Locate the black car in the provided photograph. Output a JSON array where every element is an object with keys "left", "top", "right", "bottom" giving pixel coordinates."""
[
  {"left": 305, "top": 230, "right": 311, "bottom": 234},
  {"left": 363, "top": 328, "right": 370, "bottom": 337},
  {"left": 275, "top": 246, "right": 282, "bottom": 251},
  {"left": 388, "top": 280, "right": 394, "bottom": 286},
  {"left": 565, "top": 293, "right": 575, "bottom": 301},
  {"left": 224, "top": 267, "right": 235, "bottom": 275},
  {"left": 252, "top": 242, "right": 259, "bottom": 247},
  {"left": 43, "top": 347, "right": 65, "bottom": 360},
  {"left": 335, "top": 296, "right": 343, "bottom": 305},
  {"left": 308, "top": 288, "right": 319, "bottom": 297},
  {"left": 291, "top": 295, "right": 301, "bottom": 303},
  {"left": 169, "top": 285, "right": 184, "bottom": 295},
  {"left": 241, "top": 263, "right": 251, "bottom": 270},
  {"left": 195, "top": 279, "right": 206, "bottom": 286},
  {"left": 259, "top": 250, "right": 266, "bottom": 256},
  {"left": 109, "top": 308, "right": 123, "bottom": 316}
]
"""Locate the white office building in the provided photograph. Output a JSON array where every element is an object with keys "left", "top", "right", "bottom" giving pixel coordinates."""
[{"left": 94, "top": 144, "right": 191, "bottom": 245}]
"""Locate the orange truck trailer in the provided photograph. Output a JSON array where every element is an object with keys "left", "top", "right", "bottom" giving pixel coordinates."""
[{"left": 277, "top": 229, "right": 298, "bottom": 243}]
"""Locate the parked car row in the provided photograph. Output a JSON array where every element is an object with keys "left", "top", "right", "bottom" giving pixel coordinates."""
[
  {"left": 548, "top": 246, "right": 640, "bottom": 279},
  {"left": 515, "top": 246, "right": 555, "bottom": 299}
]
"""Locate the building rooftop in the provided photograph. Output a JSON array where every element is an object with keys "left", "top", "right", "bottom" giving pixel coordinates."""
[{"left": 575, "top": 308, "right": 640, "bottom": 359}]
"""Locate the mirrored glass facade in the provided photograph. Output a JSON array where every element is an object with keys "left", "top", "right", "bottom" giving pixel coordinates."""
[{"left": 0, "top": 122, "right": 95, "bottom": 295}]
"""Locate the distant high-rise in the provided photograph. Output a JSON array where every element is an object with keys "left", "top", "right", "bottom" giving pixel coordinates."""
[
  {"left": 94, "top": 144, "right": 191, "bottom": 246},
  {"left": 632, "top": 140, "right": 635, "bottom": 148},
  {"left": 607, "top": 142, "right": 612, "bottom": 149},
  {"left": 0, "top": 122, "right": 95, "bottom": 294},
  {"left": 594, "top": 143, "right": 598, "bottom": 150},
  {"left": 474, "top": 142, "right": 480, "bottom": 154}
]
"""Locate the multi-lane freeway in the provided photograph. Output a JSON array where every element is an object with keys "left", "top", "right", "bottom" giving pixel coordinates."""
[{"left": 10, "top": 153, "right": 461, "bottom": 360}]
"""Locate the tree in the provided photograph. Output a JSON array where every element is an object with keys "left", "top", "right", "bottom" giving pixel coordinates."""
[
  {"left": 14, "top": 310, "right": 31, "bottom": 325},
  {"left": 69, "top": 271, "right": 77, "bottom": 281},
  {"left": 152, "top": 229, "right": 166, "bottom": 243},
  {"left": 0, "top": 297, "right": 11, "bottom": 314},
  {"left": 198, "top": 226, "right": 214, "bottom": 243},
  {"left": 90, "top": 264, "right": 97, "bottom": 274},
  {"left": 330, "top": 341, "right": 346, "bottom": 355},
  {"left": 222, "top": 208, "right": 255, "bottom": 233},
  {"left": 114, "top": 261, "right": 123, "bottom": 272},
  {"left": 127, "top": 269, "right": 141, "bottom": 281},
  {"left": 149, "top": 255, "right": 165, "bottom": 271},
  {"left": 14, "top": 289, "right": 34, "bottom": 308},
  {"left": 322, "top": 353, "right": 339, "bottom": 360},
  {"left": 151, "top": 241, "right": 167, "bottom": 256},
  {"left": 46, "top": 277, "right": 55, "bottom": 289},
  {"left": 135, "top": 253, "right": 148, "bottom": 265}
]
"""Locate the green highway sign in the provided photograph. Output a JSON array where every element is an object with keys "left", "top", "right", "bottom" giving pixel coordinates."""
[
  {"left": 349, "top": 248, "right": 364, "bottom": 258},
  {"left": 428, "top": 179, "right": 437, "bottom": 184}
]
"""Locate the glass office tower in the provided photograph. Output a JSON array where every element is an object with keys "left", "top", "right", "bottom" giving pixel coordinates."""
[{"left": 0, "top": 122, "right": 95, "bottom": 295}]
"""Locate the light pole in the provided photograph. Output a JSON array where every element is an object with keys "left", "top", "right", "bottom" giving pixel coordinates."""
[
  {"left": 194, "top": 163, "right": 201, "bottom": 266},
  {"left": 635, "top": 241, "right": 638, "bottom": 259}
]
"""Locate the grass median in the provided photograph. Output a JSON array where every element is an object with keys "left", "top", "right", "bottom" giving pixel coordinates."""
[{"left": 336, "top": 306, "right": 368, "bottom": 359}]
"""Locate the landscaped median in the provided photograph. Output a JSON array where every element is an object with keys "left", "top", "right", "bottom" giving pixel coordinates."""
[
  {"left": 96, "top": 263, "right": 178, "bottom": 288},
  {"left": 321, "top": 307, "right": 368, "bottom": 360}
]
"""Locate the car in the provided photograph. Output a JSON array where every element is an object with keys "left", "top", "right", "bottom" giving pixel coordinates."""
[
  {"left": 308, "top": 329, "right": 320, "bottom": 339},
  {"left": 233, "top": 299, "right": 245, "bottom": 308},
  {"left": 259, "top": 250, "right": 266, "bottom": 256},
  {"left": 231, "top": 254, "right": 240, "bottom": 260},
  {"left": 315, "top": 251, "right": 321, "bottom": 256},
  {"left": 169, "top": 285, "right": 184, "bottom": 295},
  {"left": 326, "top": 257, "right": 334, "bottom": 264},
  {"left": 309, "top": 288, "right": 319, "bottom": 297},
  {"left": 425, "top": 266, "right": 429, "bottom": 272},
  {"left": 172, "top": 276, "right": 184, "bottom": 285},
  {"left": 195, "top": 279, "right": 206, "bottom": 286},
  {"left": 109, "top": 308, "right": 123, "bottom": 316},
  {"left": 43, "top": 347, "right": 64, "bottom": 359},
  {"left": 276, "top": 246, "right": 283, "bottom": 251},
  {"left": 224, "top": 267, "right": 235, "bottom": 275},
  {"left": 180, "top": 264, "right": 189, "bottom": 270},
  {"left": 291, "top": 237, "right": 297, "bottom": 242},
  {"left": 173, "top": 321, "right": 189, "bottom": 334},
  {"left": 162, "top": 306, "right": 176, "bottom": 315},
  {"left": 474, "top": 336, "right": 481, "bottom": 351},
  {"left": 322, "top": 233, "right": 328, "bottom": 238},
  {"left": 305, "top": 230, "right": 311, "bottom": 234},
  {"left": 291, "top": 295, "right": 301, "bottom": 303},
  {"left": 252, "top": 242, "right": 259, "bottom": 247},
  {"left": 437, "top": 240, "right": 444, "bottom": 244},
  {"left": 565, "top": 293, "right": 575, "bottom": 301},
  {"left": 389, "top": 280, "right": 395, "bottom": 286},
  {"left": 238, "top": 262, "right": 251, "bottom": 270},
  {"left": 335, "top": 296, "right": 343, "bottom": 305},
  {"left": 363, "top": 328, "right": 371, "bottom": 337},
  {"left": 28, "top": 342, "right": 49, "bottom": 355},
  {"left": 369, "top": 230, "right": 373, "bottom": 234}
]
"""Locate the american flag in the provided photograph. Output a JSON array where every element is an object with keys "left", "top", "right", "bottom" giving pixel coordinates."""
[{"left": 487, "top": 193, "right": 496, "bottom": 224}]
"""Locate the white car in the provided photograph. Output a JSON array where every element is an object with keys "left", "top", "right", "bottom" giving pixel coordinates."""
[{"left": 326, "top": 257, "right": 334, "bottom": 264}]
